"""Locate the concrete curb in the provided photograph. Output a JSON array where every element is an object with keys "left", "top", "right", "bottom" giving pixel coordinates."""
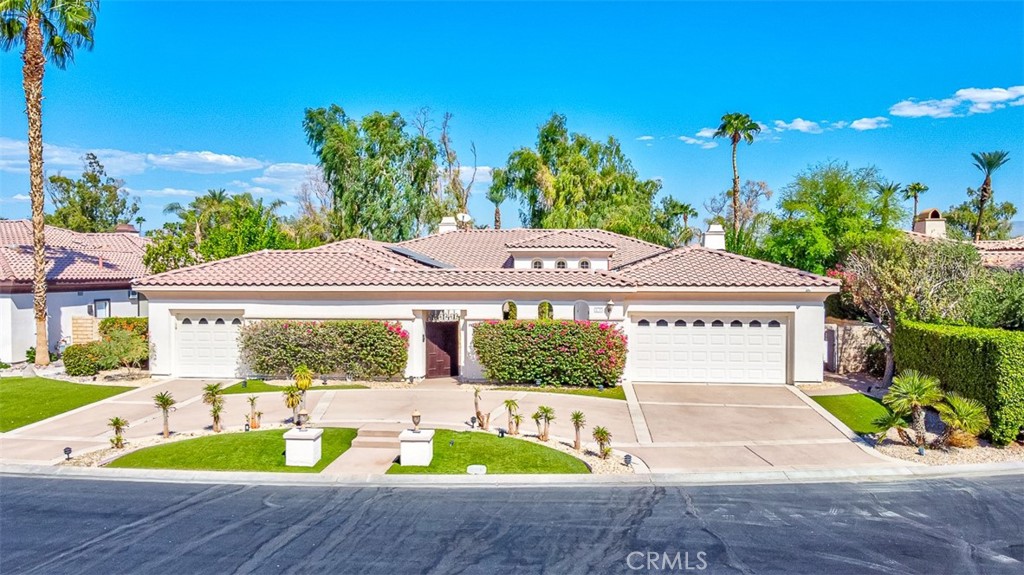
[{"left": 2, "top": 460, "right": 1020, "bottom": 488}]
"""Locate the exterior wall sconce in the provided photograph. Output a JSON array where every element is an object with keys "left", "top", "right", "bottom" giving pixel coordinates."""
[
  {"left": 412, "top": 409, "right": 421, "bottom": 432},
  {"left": 605, "top": 300, "right": 614, "bottom": 316}
]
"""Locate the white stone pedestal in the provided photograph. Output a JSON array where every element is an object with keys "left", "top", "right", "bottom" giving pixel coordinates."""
[
  {"left": 399, "top": 429, "right": 435, "bottom": 466},
  {"left": 284, "top": 427, "right": 323, "bottom": 467}
]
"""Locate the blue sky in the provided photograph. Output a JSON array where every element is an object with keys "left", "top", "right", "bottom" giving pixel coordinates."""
[{"left": 2, "top": 1, "right": 1022, "bottom": 232}]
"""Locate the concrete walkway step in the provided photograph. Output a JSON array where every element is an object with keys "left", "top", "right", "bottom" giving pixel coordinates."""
[
  {"left": 351, "top": 437, "right": 401, "bottom": 449},
  {"left": 322, "top": 447, "right": 398, "bottom": 475}
]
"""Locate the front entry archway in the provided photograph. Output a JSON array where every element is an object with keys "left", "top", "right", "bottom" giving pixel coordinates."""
[{"left": 425, "top": 322, "right": 459, "bottom": 378}]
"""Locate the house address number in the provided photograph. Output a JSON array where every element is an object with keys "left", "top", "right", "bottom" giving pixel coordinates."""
[{"left": 427, "top": 309, "right": 461, "bottom": 322}]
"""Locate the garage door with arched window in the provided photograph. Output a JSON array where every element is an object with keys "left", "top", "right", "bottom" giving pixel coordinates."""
[
  {"left": 176, "top": 314, "right": 243, "bottom": 378},
  {"left": 630, "top": 316, "right": 788, "bottom": 383}
]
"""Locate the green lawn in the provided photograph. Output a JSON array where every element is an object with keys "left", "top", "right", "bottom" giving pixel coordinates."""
[
  {"left": 812, "top": 393, "right": 891, "bottom": 435},
  {"left": 0, "top": 377, "right": 133, "bottom": 432},
  {"left": 107, "top": 427, "right": 357, "bottom": 473},
  {"left": 492, "top": 385, "right": 626, "bottom": 401},
  {"left": 387, "top": 429, "right": 590, "bottom": 475},
  {"left": 222, "top": 379, "right": 369, "bottom": 394}
]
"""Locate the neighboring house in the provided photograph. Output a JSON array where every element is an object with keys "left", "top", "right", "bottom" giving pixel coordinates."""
[
  {"left": 136, "top": 218, "right": 839, "bottom": 384},
  {"left": 0, "top": 221, "right": 148, "bottom": 363},
  {"left": 909, "top": 209, "right": 1024, "bottom": 271}
]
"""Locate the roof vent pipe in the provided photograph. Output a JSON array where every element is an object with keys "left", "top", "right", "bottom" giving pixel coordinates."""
[
  {"left": 703, "top": 224, "right": 726, "bottom": 250},
  {"left": 438, "top": 216, "right": 459, "bottom": 234}
]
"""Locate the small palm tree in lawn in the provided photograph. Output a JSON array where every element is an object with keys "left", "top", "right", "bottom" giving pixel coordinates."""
[
  {"left": 882, "top": 370, "right": 944, "bottom": 448},
  {"left": 292, "top": 364, "right": 313, "bottom": 410},
  {"left": 934, "top": 394, "right": 990, "bottom": 448},
  {"left": 503, "top": 399, "right": 519, "bottom": 434},
  {"left": 153, "top": 391, "right": 176, "bottom": 439},
  {"left": 531, "top": 410, "right": 543, "bottom": 438},
  {"left": 283, "top": 385, "right": 302, "bottom": 425},
  {"left": 511, "top": 413, "right": 524, "bottom": 437},
  {"left": 570, "top": 411, "right": 586, "bottom": 452},
  {"left": 902, "top": 182, "right": 929, "bottom": 223},
  {"left": 713, "top": 113, "right": 762, "bottom": 234},
  {"left": 108, "top": 416, "right": 129, "bottom": 449},
  {"left": 536, "top": 405, "right": 555, "bottom": 441},
  {"left": 202, "top": 383, "right": 225, "bottom": 432},
  {"left": 210, "top": 402, "right": 224, "bottom": 433},
  {"left": 473, "top": 387, "right": 490, "bottom": 430},
  {"left": 592, "top": 426, "right": 612, "bottom": 459},
  {"left": 970, "top": 151, "right": 1010, "bottom": 240},
  {"left": 247, "top": 395, "right": 259, "bottom": 428},
  {"left": 872, "top": 411, "right": 913, "bottom": 446},
  {"left": 2, "top": 0, "right": 98, "bottom": 366}
]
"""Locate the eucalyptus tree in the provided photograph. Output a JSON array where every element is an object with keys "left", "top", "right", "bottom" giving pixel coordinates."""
[
  {"left": 712, "top": 113, "right": 762, "bottom": 233},
  {"left": 970, "top": 151, "right": 1010, "bottom": 241},
  {"left": 2, "top": 0, "right": 98, "bottom": 366}
]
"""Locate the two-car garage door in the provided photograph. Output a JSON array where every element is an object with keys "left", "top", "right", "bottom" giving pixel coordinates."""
[
  {"left": 176, "top": 315, "right": 242, "bottom": 378},
  {"left": 631, "top": 316, "right": 788, "bottom": 383}
]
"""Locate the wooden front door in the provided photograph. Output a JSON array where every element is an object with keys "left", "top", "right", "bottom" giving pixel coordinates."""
[{"left": 425, "top": 322, "right": 459, "bottom": 378}]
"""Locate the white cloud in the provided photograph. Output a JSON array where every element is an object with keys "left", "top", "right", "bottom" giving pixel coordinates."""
[
  {"left": 695, "top": 127, "right": 717, "bottom": 138},
  {"left": 11, "top": 194, "right": 30, "bottom": 201},
  {"left": 829, "top": 121, "right": 849, "bottom": 130},
  {"left": 147, "top": 151, "right": 264, "bottom": 174},
  {"left": 889, "top": 85, "right": 1024, "bottom": 118},
  {"left": 678, "top": 135, "right": 718, "bottom": 149},
  {"left": 123, "top": 186, "right": 198, "bottom": 198},
  {"left": 459, "top": 165, "right": 493, "bottom": 186},
  {"left": 773, "top": 118, "right": 823, "bottom": 134},
  {"left": 636, "top": 135, "right": 655, "bottom": 141},
  {"left": 849, "top": 116, "right": 891, "bottom": 131}
]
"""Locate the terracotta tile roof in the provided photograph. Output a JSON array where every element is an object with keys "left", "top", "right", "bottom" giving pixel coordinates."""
[
  {"left": 0, "top": 220, "right": 148, "bottom": 285},
  {"left": 616, "top": 247, "right": 840, "bottom": 288},
  {"left": 396, "top": 228, "right": 665, "bottom": 269},
  {"left": 506, "top": 230, "right": 617, "bottom": 250},
  {"left": 135, "top": 249, "right": 635, "bottom": 289},
  {"left": 976, "top": 236, "right": 1024, "bottom": 271}
]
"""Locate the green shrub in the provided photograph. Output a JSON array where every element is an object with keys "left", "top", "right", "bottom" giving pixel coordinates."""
[
  {"left": 99, "top": 317, "right": 149, "bottom": 338},
  {"left": 894, "top": 319, "right": 1024, "bottom": 444},
  {"left": 25, "top": 347, "right": 35, "bottom": 364},
  {"left": 63, "top": 344, "right": 100, "bottom": 376},
  {"left": 472, "top": 320, "right": 627, "bottom": 387},
  {"left": 93, "top": 331, "right": 149, "bottom": 371},
  {"left": 0, "top": 361, "right": 10, "bottom": 370},
  {"left": 239, "top": 320, "right": 409, "bottom": 379}
]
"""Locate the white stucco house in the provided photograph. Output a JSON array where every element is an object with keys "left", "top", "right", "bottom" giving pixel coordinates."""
[
  {"left": 134, "top": 219, "right": 840, "bottom": 385},
  {"left": 0, "top": 220, "right": 148, "bottom": 364}
]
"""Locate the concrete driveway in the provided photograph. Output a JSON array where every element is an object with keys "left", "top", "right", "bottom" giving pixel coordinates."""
[{"left": 622, "top": 383, "right": 891, "bottom": 472}]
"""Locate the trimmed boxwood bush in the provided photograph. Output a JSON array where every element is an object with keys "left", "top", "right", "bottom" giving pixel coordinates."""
[
  {"left": 99, "top": 317, "right": 149, "bottom": 338},
  {"left": 472, "top": 320, "right": 627, "bottom": 387},
  {"left": 239, "top": 320, "right": 409, "bottom": 379},
  {"left": 894, "top": 318, "right": 1024, "bottom": 444},
  {"left": 63, "top": 343, "right": 101, "bottom": 376}
]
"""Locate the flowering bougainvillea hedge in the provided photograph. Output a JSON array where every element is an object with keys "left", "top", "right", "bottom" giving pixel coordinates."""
[
  {"left": 239, "top": 320, "right": 409, "bottom": 379},
  {"left": 472, "top": 320, "right": 627, "bottom": 387}
]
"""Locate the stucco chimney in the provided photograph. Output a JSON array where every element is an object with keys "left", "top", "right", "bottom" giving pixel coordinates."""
[
  {"left": 913, "top": 209, "right": 946, "bottom": 238},
  {"left": 438, "top": 216, "right": 458, "bottom": 234},
  {"left": 703, "top": 224, "right": 726, "bottom": 250},
  {"left": 114, "top": 223, "right": 138, "bottom": 235}
]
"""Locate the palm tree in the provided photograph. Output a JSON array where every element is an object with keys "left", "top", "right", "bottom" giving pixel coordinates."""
[
  {"left": 536, "top": 405, "right": 555, "bottom": 441},
  {"left": 247, "top": 395, "right": 259, "bottom": 428},
  {"left": 934, "top": 394, "right": 990, "bottom": 448},
  {"left": 873, "top": 180, "right": 902, "bottom": 230},
  {"left": 882, "top": 370, "right": 944, "bottom": 447},
  {"left": 108, "top": 416, "right": 128, "bottom": 448},
  {"left": 592, "top": 426, "right": 612, "bottom": 459},
  {"left": 970, "top": 151, "right": 1010, "bottom": 240},
  {"left": 713, "top": 113, "right": 761, "bottom": 234},
  {"left": 871, "top": 411, "right": 913, "bottom": 446},
  {"left": 487, "top": 168, "right": 508, "bottom": 230},
  {"left": 201, "top": 383, "right": 225, "bottom": 432},
  {"left": 2, "top": 0, "right": 98, "bottom": 366},
  {"left": 510, "top": 413, "right": 524, "bottom": 437},
  {"left": 292, "top": 364, "right": 313, "bottom": 410},
  {"left": 503, "top": 399, "right": 519, "bottom": 434},
  {"left": 163, "top": 189, "right": 230, "bottom": 245},
  {"left": 153, "top": 391, "right": 176, "bottom": 439},
  {"left": 570, "top": 410, "right": 586, "bottom": 451},
  {"left": 210, "top": 402, "right": 224, "bottom": 433},
  {"left": 679, "top": 202, "right": 698, "bottom": 246},
  {"left": 282, "top": 385, "right": 302, "bottom": 425},
  {"left": 902, "top": 182, "right": 929, "bottom": 224},
  {"left": 531, "top": 410, "right": 542, "bottom": 438},
  {"left": 473, "top": 387, "right": 489, "bottom": 430}
]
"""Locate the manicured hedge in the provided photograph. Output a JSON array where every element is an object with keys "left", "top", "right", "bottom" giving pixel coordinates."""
[
  {"left": 472, "top": 320, "right": 627, "bottom": 387},
  {"left": 99, "top": 317, "right": 149, "bottom": 338},
  {"left": 239, "top": 320, "right": 409, "bottom": 379},
  {"left": 894, "top": 319, "right": 1024, "bottom": 444},
  {"left": 63, "top": 344, "right": 100, "bottom": 376}
]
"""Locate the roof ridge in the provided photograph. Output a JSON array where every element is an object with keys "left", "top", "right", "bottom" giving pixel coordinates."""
[
  {"left": 701, "top": 247, "right": 837, "bottom": 283},
  {"left": 135, "top": 249, "right": 278, "bottom": 283}
]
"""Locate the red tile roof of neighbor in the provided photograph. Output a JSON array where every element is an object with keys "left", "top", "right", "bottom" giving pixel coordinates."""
[
  {"left": 975, "top": 236, "right": 1024, "bottom": 271},
  {"left": 135, "top": 231, "right": 838, "bottom": 291},
  {"left": 0, "top": 220, "right": 148, "bottom": 286}
]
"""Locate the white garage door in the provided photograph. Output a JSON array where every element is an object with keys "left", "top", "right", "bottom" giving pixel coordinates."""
[
  {"left": 631, "top": 316, "right": 788, "bottom": 383},
  {"left": 176, "top": 315, "right": 242, "bottom": 378}
]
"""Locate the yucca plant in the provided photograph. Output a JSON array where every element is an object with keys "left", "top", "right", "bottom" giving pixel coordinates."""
[
  {"left": 108, "top": 416, "right": 128, "bottom": 448},
  {"left": 592, "top": 426, "right": 612, "bottom": 459},
  {"left": 935, "top": 393, "right": 990, "bottom": 448},
  {"left": 292, "top": 364, "right": 313, "bottom": 410},
  {"left": 882, "top": 370, "right": 944, "bottom": 447},
  {"left": 283, "top": 385, "right": 302, "bottom": 425},
  {"left": 503, "top": 399, "right": 519, "bottom": 434},
  {"left": 872, "top": 411, "right": 913, "bottom": 446},
  {"left": 570, "top": 410, "right": 586, "bottom": 451},
  {"left": 153, "top": 391, "right": 176, "bottom": 439}
]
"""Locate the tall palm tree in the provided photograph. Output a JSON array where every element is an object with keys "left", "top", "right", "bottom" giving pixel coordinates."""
[
  {"left": 873, "top": 180, "right": 902, "bottom": 230},
  {"left": 487, "top": 168, "right": 508, "bottom": 230},
  {"left": 679, "top": 202, "right": 698, "bottom": 245},
  {"left": 2, "top": 0, "right": 98, "bottom": 366},
  {"left": 713, "top": 113, "right": 761, "bottom": 234},
  {"left": 970, "top": 151, "right": 1010, "bottom": 241},
  {"left": 570, "top": 410, "right": 586, "bottom": 452},
  {"left": 882, "top": 370, "right": 944, "bottom": 447},
  {"left": 934, "top": 393, "right": 989, "bottom": 448},
  {"left": 902, "top": 182, "right": 929, "bottom": 224},
  {"left": 163, "top": 188, "right": 230, "bottom": 245},
  {"left": 153, "top": 391, "right": 176, "bottom": 439}
]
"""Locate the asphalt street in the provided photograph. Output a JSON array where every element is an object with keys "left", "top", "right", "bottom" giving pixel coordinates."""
[{"left": 0, "top": 475, "right": 1021, "bottom": 575}]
